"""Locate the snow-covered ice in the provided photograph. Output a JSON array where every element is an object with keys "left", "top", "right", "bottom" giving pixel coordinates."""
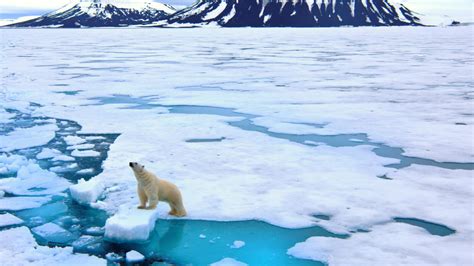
[
  {"left": 0, "top": 196, "right": 51, "bottom": 211},
  {"left": 71, "top": 149, "right": 101, "bottom": 157},
  {"left": 66, "top": 143, "right": 95, "bottom": 150},
  {"left": 0, "top": 123, "right": 58, "bottom": 152},
  {"left": 1, "top": 26, "right": 473, "bottom": 265},
  {"left": 0, "top": 226, "right": 104, "bottom": 265},
  {"left": 36, "top": 148, "right": 62, "bottom": 159},
  {"left": 64, "top": 136, "right": 87, "bottom": 146},
  {"left": 69, "top": 178, "right": 104, "bottom": 205},
  {"left": 288, "top": 222, "right": 471, "bottom": 266},
  {"left": 104, "top": 206, "right": 162, "bottom": 242},
  {"left": 210, "top": 258, "right": 248, "bottom": 266},
  {"left": 126, "top": 250, "right": 145, "bottom": 263},
  {"left": 1, "top": 161, "right": 70, "bottom": 195},
  {"left": 0, "top": 213, "right": 24, "bottom": 227},
  {"left": 76, "top": 168, "right": 95, "bottom": 175},
  {"left": 31, "top": 222, "right": 76, "bottom": 244}
]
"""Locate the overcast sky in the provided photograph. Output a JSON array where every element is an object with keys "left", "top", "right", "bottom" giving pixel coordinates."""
[{"left": 0, "top": 0, "right": 472, "bottom": 21}]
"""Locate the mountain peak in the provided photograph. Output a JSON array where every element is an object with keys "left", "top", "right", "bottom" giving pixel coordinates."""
[
  {"left": 7, "top": 0, "right": 175, "bottom": 28},
  {"left": 166, "top": 0, "right": 422, "bottom": 27}
]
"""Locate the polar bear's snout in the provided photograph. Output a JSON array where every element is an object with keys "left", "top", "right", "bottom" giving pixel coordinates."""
[{"left": 129, "top": 162, "right": 135, "bottom": 167}]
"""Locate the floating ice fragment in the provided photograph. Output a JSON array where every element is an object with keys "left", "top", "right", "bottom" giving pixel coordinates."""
[
  {"left": 106, "top": 252, "right": 123, "bottom": 262},
  {"left": 0, "top": 154, "right": 28, "bottom": 175},
  {"left": 0, "top": 196, "right": 51, "bottom": 211},
  {"left": 64, "top": 136, "right": 86, "bottom": 145},
  {"left": 50, "top": 163, "right": 79, "bottom": 173},
  {"left": 36, "top": 148, "right": 62, "bottom": 159},
  {"left": 0, "top": 213, "right": 24, "bottom": 227},
  {"left": 0, "top": 226, "right": 104, "bottom": 265},
  {"left": 76, "top": 168, "right": 95, "bottom": 175},
  {"left": 199, "top": 234, "right": 207, "bottom": 239},
  {"left": 67, "top": 143, "right": 95, "bottom": 150},
  {"left": 1, "top": 162, "right": 70, "bottom": 195},
  {"left": 52, "top": 155, "right": 75, "bottom": 162},
  {"left": 210, "top": 258, "right": 248, "bottom": 266},
  {"left": 230, "top": 240, "right": 245, "bottom": 249},
  {"left": 126, "top": 250, "right": 145, "bottom": 263},
  {"left": 31, "top": 222, "right": 76, "bottom": 244},
  {"left": 71, "top": 149, "right": 101, "bottom": 157},
  {"left": 72, "top": 235, "right": 105, "bottom": 254},
  {"left": 105, "top": 207, "right": 160, "bottom": 242},
  {"left": 70, "top": 178, "right": 104, "bottom": 205},
  {"left": 0, "top": 123, "right": 58, "bottom": 151}
]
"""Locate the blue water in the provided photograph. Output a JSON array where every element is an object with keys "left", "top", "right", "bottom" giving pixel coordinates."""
[{"left": 0, "top": 103, "right": 460, "bottom": 265}]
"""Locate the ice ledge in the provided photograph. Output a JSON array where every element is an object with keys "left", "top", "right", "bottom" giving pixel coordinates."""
[
  {"left": 69, "top": 179, "right": 105, "bottom": 205},
  {"left": 104, "top": 206, "right": 161, "bottom": 242}
]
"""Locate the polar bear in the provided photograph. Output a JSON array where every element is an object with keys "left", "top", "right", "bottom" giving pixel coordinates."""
[{"left": 129, "top": 162, "right": 187, "bottom": 217}]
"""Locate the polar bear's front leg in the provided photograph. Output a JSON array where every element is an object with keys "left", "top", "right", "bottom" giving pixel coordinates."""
[
  {"left": 137, "top": 187, "right": 147, "bottom": 209},
  {"left": 146, "top": 195, "right": 159, "bottom": 210}
]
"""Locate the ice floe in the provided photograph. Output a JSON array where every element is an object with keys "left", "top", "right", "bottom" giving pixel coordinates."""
[
  {"left": 210, "top": 258, "right": 248, "bottom": 266},
  {"left": 69, "top": 178, "right": 104, "bottom": 205},
  {"left": 104, "top": 206, "right": 161, "bottom": 242},
  {"left": 0, "top": 213, "right": 24, "bottom": 227},
  {"left": 71, "top": 149, "right": 100, "bottom": 157},
  {"left": 125, "top": 250, "right": 145, "bottom": 263},
  {"left": 1, "top": 161, "right": 70, "bottom": 195},
  {"left": 230, "top": 240, "right": 245, "bottom": 249},
  {"left": 0, "top": 196, "right": 52, "bottom": 211},
  {"left": 31, "top": 222, "right": 76, "bottom": 244},
  {"left": 288, "top": 223, "right": 472, "bottom": 265},
  {"left": 0, "top": 123, "right": 58, "bottom": 152},
  {"left": 0, "top": 227, "right": 104, "bottom": 265}
]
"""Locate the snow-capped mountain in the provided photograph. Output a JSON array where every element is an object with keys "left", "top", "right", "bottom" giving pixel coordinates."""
[
  {"left": 7, "top": 0, "right": 176, "bottom": 28},
  {"left": 167, "top": 0, "right": 421, "bottom": 27}
]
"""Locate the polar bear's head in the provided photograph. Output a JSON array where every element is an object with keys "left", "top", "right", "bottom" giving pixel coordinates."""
[{"left": 129, "top": 162, "right": 145, "bottom": 176}]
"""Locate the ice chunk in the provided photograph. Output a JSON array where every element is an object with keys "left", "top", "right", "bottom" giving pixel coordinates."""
[
  {"left": 36, "top": 148, "right": 61, "bottom": 159},
  {"left": 210, "top": 258, "right": 248, "bottom": 266},
  {"left": 76, "top": 168, "right": 95, "bottom": 175},
  {"left": 126, "top": 250, "right": 145, "bottom": 263},
  {"left": 0, "top": 213, "right": 24, "bottom": 227},
  {"left": 105, "top": 252, "right": 123, "bottom": 262},
  {"left": 69, "top": 179, "right": 105, "bottom": 205},
  {"left": 0, "top": 196, "right": 51, "bottom": 211},
  {"left": 0, "top": 154, "right": 28, "bottom": 175},
  {"left": 0, "top": 190, "right": 4, "bottom": 198},
  {"left": 0, "top": 226, "right": 104, "bottom": 265},
  {"left": 0, "top": 123, "right": 58, "bottom": 152},
  {"left": 105, "top": 207, "right": 161, "bottom": 242},
  {"left": 31, "top": 222, "right": 76, "bottom": 244},
  {"left": 85, "top": 136, "right": 106, "bottom": 141},
  {"left": 64, "top": 136, "right": 86, "bottom": 145},
  {"left": 67, "top": 143, "right": 95, "bottom": 150},
  {"left": 52, "top": 155, "right": 76, "bottom": 162},
  {"left": 230, "top": 240, "right": 245, "bottom": 249},
  {"left": 50, "top": 163, "right": 79, "bottom": 173},
  {"left": 2, "top": 162, "right": 70, "bottom": 195},
  {"left": 72, "top": 235, "right": 105, "bottom": 255},
  {"left": 84, "top": 226, "right": 105, "bottom": 236},
  {"left": 288, "top": 223, "right": 470, "bottom": 265},
  {"left": 71, "top": 149, "right": 101, "bottom": 157}
]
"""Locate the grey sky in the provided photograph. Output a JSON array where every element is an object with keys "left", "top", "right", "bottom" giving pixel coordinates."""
[{"left": 0, "top": 0, "right": 472, "bottom": 22}]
